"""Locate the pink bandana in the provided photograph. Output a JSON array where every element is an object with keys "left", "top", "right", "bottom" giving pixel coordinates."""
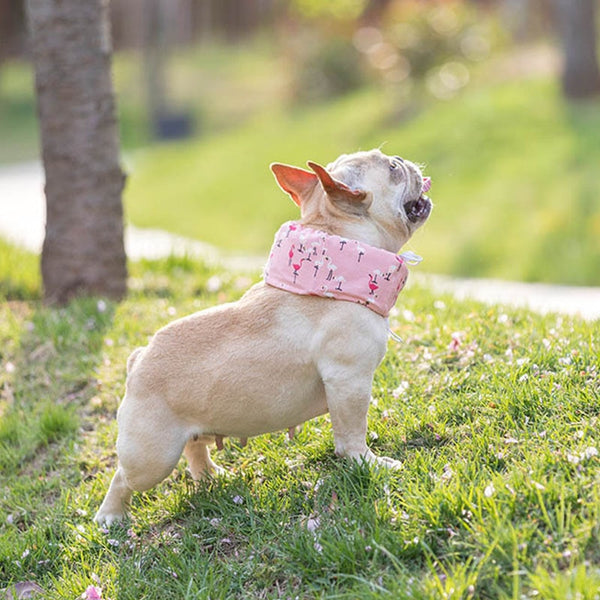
[{"left": 263, "top": 221, "right": 410, "bottom": 317}]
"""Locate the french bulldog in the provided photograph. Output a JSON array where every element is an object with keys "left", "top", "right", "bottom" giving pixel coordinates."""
[{"left": 94, "top": 149, "right": 432, "bottom": 525}]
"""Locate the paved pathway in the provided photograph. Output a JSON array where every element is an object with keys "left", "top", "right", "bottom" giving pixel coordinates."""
[
  {"left": 1, "top": 161, "right": 598, "bottom": 321},
  {"left": 0, "top": 161, "right": 261, "bottom": 271}
]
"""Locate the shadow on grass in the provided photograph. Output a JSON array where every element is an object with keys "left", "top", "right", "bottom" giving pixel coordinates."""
[
  {"left": 0, "top": 248, "right": 266, "bottom": 595},
  {"left": 113, "top": 457, "right": 432, "bottom": 599}
]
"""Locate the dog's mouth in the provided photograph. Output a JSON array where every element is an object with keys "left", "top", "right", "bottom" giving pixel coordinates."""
[
  {"left": 403, "top": 177, "right": 432, "bottom": 224},
  {"left": 404, "top": 196, "right": 431, "bottom": 223}
]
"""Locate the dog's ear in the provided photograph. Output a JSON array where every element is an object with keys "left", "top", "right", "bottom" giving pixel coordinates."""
[
  {"left": 307, "top": 161, "right": 369, "bottom": 214},
  {"left": 270, "top": 163, "right": 318, "bottom": 207}
]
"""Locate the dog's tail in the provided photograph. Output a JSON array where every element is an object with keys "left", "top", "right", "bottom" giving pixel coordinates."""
[{"left": 126, "top": 346, "right": 146, "bottom": 375}]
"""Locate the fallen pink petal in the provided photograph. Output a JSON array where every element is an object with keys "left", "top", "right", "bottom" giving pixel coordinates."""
[
  {"left": 83, "top": 585, "right": 102, "bottom": 600},
  {"left": 6, "top": 581, "right": 44, "bottom": 600}
]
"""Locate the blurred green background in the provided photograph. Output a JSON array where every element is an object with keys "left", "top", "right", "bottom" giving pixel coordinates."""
[{"left": 1, "top": 0, "right": 599, "bottom": 285}]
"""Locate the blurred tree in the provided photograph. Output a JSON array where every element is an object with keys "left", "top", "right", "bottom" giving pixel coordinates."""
[
  {"left": 0, "top": 0, "right": 26, "bottom": 59},
  {"left": 25, "top": 0, "right": 127, "bottom": 303},
  {"left": 144, "top": 0, "right": 168, "bottom": 133},
  {"left": 361, "top": 0, "right": 393, "bottom": 24},
  {"left": 553, "top": 0, "right": 600, "bottom": 98}
]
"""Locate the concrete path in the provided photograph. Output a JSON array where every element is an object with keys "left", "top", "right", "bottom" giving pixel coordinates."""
[
  {"left": 422, "top": 274, "right": 599, "bottom": 321},
  {"left": 0, "top": 161, "right": 261, "bottom": 271},
  {"left": 1, "top": 161, "right": 598, "bottom": 321}
]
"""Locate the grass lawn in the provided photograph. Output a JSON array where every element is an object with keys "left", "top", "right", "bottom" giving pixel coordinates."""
[
  {"left": 124, "top": 75, "right": 600, "bottom": 287},
  {"left": 4, "top": 41, "right": 599, "bottom": 287},
  {"left": 1, "top": 245, "right": 599, "bottom": 599},
  {"left": 0, "top": 37, "right": 287, "bottom": 164}
]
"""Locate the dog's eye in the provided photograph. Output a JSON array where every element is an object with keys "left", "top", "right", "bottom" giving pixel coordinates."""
[{"left": 390, "top": 156, "right": 404, "bottom": 170}]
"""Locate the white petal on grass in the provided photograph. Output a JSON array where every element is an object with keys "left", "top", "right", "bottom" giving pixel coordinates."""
[
  {"left": 206, "top": 275, "right": 223, "bottom": 292},
  {"left": 306, "top": 517, "right": 320, "bottom": 533},
  {"left": 392, "top": 381, "right": 409, "bottom": 398}
]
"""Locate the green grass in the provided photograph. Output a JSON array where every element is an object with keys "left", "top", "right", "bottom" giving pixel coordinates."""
[
  {"left": 125, "top": 88, "right": 391, "bottom": 255},
  {"left": 0, "top": 60, "right": 40, "bottom": 163},
  {"left": 0, "top": 36, "right": 288, "bottom": 163},
  {"left": 4, "top": 41, "right": 599, "bottom": 286},
  {"left": 0, "top": 237, "right": 40, "bottom": 300},
  {"left": 1, "top": 243, "right": 599, "bottom": 599},
  {"left": 124, "top": 75, "right": 600, "bottom": 286},
  {"left": 3, "top": 41, "right": 599, "bottom": 285}
]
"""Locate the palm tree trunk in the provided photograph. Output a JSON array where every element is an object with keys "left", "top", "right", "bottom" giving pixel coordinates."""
[{"left": 26, "top": 0, "right": 127, "bottom": 303}]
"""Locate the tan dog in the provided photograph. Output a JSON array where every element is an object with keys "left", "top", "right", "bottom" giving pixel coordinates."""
[{"left": 94, "top": 149, "right": 432, "bottom": 525}]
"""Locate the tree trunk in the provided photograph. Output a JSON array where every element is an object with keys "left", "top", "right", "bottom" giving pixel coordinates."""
[
  {"left": 553, "top": 0, "right": 600, "bottom": 98},
  {"left": 26, "top": 0, "right": 127, "bottom": 304}
]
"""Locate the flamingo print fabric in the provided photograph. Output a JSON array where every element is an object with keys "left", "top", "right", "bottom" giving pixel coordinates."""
[{"left": 263, "top": 221, "right": 409, "bottom": 318}]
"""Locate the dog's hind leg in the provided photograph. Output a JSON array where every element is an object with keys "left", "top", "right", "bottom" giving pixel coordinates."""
[
  {"left": 94, "top": 395, "right": 187, "bottom": 525},
  {"left": 183, "top": 435, "right": 225, "bottom": 480}
]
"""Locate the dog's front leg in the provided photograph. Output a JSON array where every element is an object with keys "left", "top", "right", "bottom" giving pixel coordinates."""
[
  {"left": 94, "top": 466, "right": 133, "bottom": 526},
  {"left": 323, "top": 376, "right": 401, "bottom": 470}
]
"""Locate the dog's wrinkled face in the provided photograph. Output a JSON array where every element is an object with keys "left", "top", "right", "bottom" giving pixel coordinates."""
[
  {"left": 271, "top": 148, "right": 432, "bottom": 252},
  {"left": 326, "top": 149, "right": 432, "bottom": 234}
]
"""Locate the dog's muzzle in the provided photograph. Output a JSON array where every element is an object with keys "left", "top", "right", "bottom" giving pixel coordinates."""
[
  {"left": 404, "top": 196, "right": 432, "bottom": 223},
  {"left": 404, "top": 177, "right": 432, "bottom": 224}
]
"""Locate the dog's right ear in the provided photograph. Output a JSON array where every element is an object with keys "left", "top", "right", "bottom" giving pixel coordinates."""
[{"left": 270, "top": 163, "right": 318, "bottom": 207}]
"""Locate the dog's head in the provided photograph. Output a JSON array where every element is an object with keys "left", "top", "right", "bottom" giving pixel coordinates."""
[{"left": 271, "top": 149, "right": 432, "bottom": 252}]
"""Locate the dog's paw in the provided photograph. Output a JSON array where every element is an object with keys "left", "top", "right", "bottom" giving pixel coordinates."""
[
  {"left": 344, "top": 450, "right": 402, "bottom": 471},
  {"left": 373, "top": 455, "right": 402, "bottom": 470},
  {"left": 211, "top": 464, "right": 228, "bottom": 478},
  {"left": 188, "top": 463, "right": 228, "bottom": 481},
  {"left": 93, "top": 509, "right": 127, "bottom": 527}
]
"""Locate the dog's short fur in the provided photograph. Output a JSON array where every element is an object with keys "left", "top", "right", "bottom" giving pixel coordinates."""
[{"left": 94, "top": 149, "right": 432, "bottom": 525}]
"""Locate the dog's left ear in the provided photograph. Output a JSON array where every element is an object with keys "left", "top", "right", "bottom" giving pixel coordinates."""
[
  {"left": 307, "top": 161, "right": 370, "bottom": 214},
  {"left": 270, "top": 163, "right": 318, "bottom": 207}
]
